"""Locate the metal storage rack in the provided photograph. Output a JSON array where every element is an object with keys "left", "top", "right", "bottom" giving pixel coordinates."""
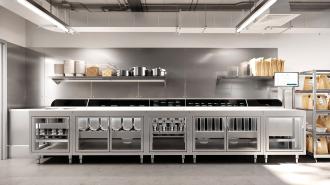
[{"left": 294, "top": 70, "right": 330, "bottom": 160}]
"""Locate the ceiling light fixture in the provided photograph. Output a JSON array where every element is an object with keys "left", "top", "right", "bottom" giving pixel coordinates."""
[
  {"left": 236, "top": 0, "right": 278, "bottom": 33},
  {"left": 17, "top": 0, "right": 73, "bottom": 33}
]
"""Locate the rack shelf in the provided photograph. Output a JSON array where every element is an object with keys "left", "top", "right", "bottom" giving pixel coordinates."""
[
  {"left": 295, "top": 108, "right": 330, "bottom": 113},
  {"left": 295, "top": 90, "right": 330, "bottom": 94},
  {"left": 294, "top": 70, "right": 330, "bottom": 159},
  {"left": 300, "top": 70, "right": 330, "bottom": 75},
  {"left": 51, "top": 76, "right": 166, "bottom": 85}
]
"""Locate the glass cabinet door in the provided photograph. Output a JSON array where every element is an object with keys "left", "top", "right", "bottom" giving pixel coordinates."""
[
  {"left": 267, "top": 117, "right": 304, "bottom": 151},
  {"left": 227, "top": 117, "right": 260, "bottom": 151},
  {"left": 151, "top": 117, "right": 186, "bottom": 151},
  {"left": 32, "top": 117, "right": 70, "bottom": 153},
  {"left": 194, "top": 117, "right": 226, "bottom": 151},
  {"left": 110, "top": 117, "right": 143, "bottom": 151},
  {"left": 77, "top": 117, "right": 109, "bottom": 152}
]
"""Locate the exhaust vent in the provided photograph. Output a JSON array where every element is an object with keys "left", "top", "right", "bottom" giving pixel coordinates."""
[{"left": 243, "top": 13, "right": 300, "bottom": 33}]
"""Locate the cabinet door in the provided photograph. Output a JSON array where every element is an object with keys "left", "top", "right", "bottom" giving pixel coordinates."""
[
  {"left": 110, "top": 117, "right": 143, "bottom": 152},
  {"left": 226, "top": 117, "right": 260, "bottom": 151},
  {"left": 76, "top": 117, "right": 109, "bottom": 152},
  {"left": 266, "top": 117, "right": 304, "bottom": 151},
  {"left": 193, "top": 117, "right": 226, "bottom": 151},
  {"left": 151, "top": 117, "right": 186, "bottom": 151}
]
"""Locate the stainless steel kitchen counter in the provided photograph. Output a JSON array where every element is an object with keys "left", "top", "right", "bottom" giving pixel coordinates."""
[{"left": 10, "top": 107, "right": 306, "bottom": 164}]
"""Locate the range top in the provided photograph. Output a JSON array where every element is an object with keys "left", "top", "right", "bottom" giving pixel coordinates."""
[{"left": 51, "top": 99, "right": 282, "bottom": 107}]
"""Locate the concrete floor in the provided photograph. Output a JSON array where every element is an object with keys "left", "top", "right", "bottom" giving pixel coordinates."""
[{"left": 1, "top": 156, "right": 330, "bottom": 185}]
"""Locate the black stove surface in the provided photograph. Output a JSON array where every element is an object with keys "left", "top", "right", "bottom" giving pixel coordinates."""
[{"left": 51, "top": 99, "right": 282, "bottom": 107}]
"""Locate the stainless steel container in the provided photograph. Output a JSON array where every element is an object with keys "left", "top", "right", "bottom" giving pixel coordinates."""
[
  {"left": 117, "top": 69, "right": 129, "bottom": 76},
  {"left": 89, "top": 118, "right": 100, "bottom": 131},
  {"left": 122, "top": 118, "right": 133, "bottom": 131},
  {"left": 145, "top": 69, "right": 153, "bottom": 76},
  {"left": 133, "top": 118, "right": 142, "bottom": 131},
  {"left": 131, "top": 67, "right": 146, "bottom": 76},
  {"left": 111, "top": 118, "right": 122, "bottom": 131},
  {"left": 152, "top": 67, "right": 167, "bottom": 76},
  {"left": 75, "top": 60, "right": 86, "bottom": 76}
]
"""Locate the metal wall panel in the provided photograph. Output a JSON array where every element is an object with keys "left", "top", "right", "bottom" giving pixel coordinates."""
[{"left": 28, "top": 48, "right": 277, "bottom": 106}]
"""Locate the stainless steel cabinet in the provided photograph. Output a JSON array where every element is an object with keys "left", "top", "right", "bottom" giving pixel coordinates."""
[
  {"left": 76, "top": 117, "right": 109, "bottom": 152},
  {"left": 110, "top": 117, "right": 143, "bottom": 151},
  {"left": 227, "top": 117, "right": 260, "bottom": 151},
  {"left": 193, "top": 117, "right": 226, "bottom": 151},
  {"left": 266, "top": 117, "right": 304, "bottom": 151},
  {"left": 151, "top": 117, "right": 186, "bottom": 151},
  {"left": 32, "top": 117, "right": 70, "bottom": 153}
]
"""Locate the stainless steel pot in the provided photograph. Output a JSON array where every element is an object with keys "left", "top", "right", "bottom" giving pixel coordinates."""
[
  {"left": 145, "top": 69, "right": 153, "bottom": 76},
  {"left": 152, "top": 67, "right": 167, "bottom": 76},
  {"left": 131, "top": 67, "right": 146, "bottom": 76},
  {"left": 117, "top": 69, "right": 129, "bottom": 76}
]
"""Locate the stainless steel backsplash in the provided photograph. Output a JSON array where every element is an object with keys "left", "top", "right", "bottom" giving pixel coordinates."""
[{"left": 26, "top": 48, "right": 278, "bottom": 107}]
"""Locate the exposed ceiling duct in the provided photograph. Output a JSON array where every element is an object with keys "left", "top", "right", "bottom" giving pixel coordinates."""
[
  {"left": 45, "top": 0, "right": 258, "bottom": 12},
  {"left": 1, "top": 0, "right": 330, "bottom": 34}
]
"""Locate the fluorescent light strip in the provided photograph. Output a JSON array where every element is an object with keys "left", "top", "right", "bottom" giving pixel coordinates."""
[
  {"left": 236, "top": 0, "right": 278, "bottom": 33},
  {"left": 17, "top": 0, "right": 71, "bottom": 32}
]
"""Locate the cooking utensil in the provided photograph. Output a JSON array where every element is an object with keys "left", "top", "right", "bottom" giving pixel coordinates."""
[
  {"left": 131, "top": 67, "right": 146, "bottom": 76},
  {"left": 152, "top": 67, "right": 166, "bottom": 76},
  {"left": 145, "top": 69, "right": 153, "bottom": 76},
  {"left": 89, "top": 118, "right": 100, "bottom": 131},
  {"left": 117, "top": 69, "right": 129, "bottom": 76},
  {"left": 64, "top": 60, "right": 75, "bottom": 76},
  {"left": 111, "top": 118, "right": 122, "bottom": 131},
  {"left": 75, "top": 60, "right": 85, "bottom": 76},
  {"left": 122, "top": 118, "right": 133, "bottom": 131}
]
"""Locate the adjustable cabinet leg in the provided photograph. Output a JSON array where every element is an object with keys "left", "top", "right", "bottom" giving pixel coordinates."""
[
  {"left": 68, "top": 155, "right": 72, "bottom": 164},
  {"left": 36, "top": 155, "right": 41, "bottom": 164},
  {"left": 264, "top": 155, "right": 268, "bottom": 164},
  {"left": 151, "top": 155, "right": 154, "bottom": 164},
  {"left": 140, "top": 155, "right": 143, "bottom": 164},
  {"left": 193, "top": 155, "right": 197, "bottom": 164},
  {"left": 79, "top": 155, "right": 83, "bottom": 164},
  {"left": 254, "top": 155, "right": 257, "bottom": 164},
  {"left": 295, "top": 155, "right": 299, "bottom": 164},
  {"left": 181, "top": 155, "right": 185, "bottom": 164}
]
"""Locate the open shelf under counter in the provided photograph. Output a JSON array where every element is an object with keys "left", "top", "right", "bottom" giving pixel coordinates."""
[{"left": 50, "top": 76, "right": 166, "bottom": 85}]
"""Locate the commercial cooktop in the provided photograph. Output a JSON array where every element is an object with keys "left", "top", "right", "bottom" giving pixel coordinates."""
[{"left": 51, "top": 99, "right": 282, "bottom": 107}]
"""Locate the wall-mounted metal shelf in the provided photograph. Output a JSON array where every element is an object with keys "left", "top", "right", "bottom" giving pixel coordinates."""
[
  {"left": 216, "top": 76, "right": 274, "bottom": 84},
  {"left": 217, "top": 75, "right": 274, "bottom": 80},
  {"left": 51, "top": 76, "right": 166, "bottom": 85}
]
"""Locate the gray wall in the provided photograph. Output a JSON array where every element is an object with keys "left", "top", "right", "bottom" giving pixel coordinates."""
[
  {"left": 29, "top": 48, "right": 278, "bottom": 106},
  {"left": 7, "top": 43, "right": 27, "bottom": 109},
  {"left": 7, "top": 43, "right": 28, "bottom": 158}
]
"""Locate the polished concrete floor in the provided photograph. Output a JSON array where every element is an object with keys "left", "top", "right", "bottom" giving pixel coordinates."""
[{"left": 1, "top": 156, "right": 329, "bottom": 185}]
